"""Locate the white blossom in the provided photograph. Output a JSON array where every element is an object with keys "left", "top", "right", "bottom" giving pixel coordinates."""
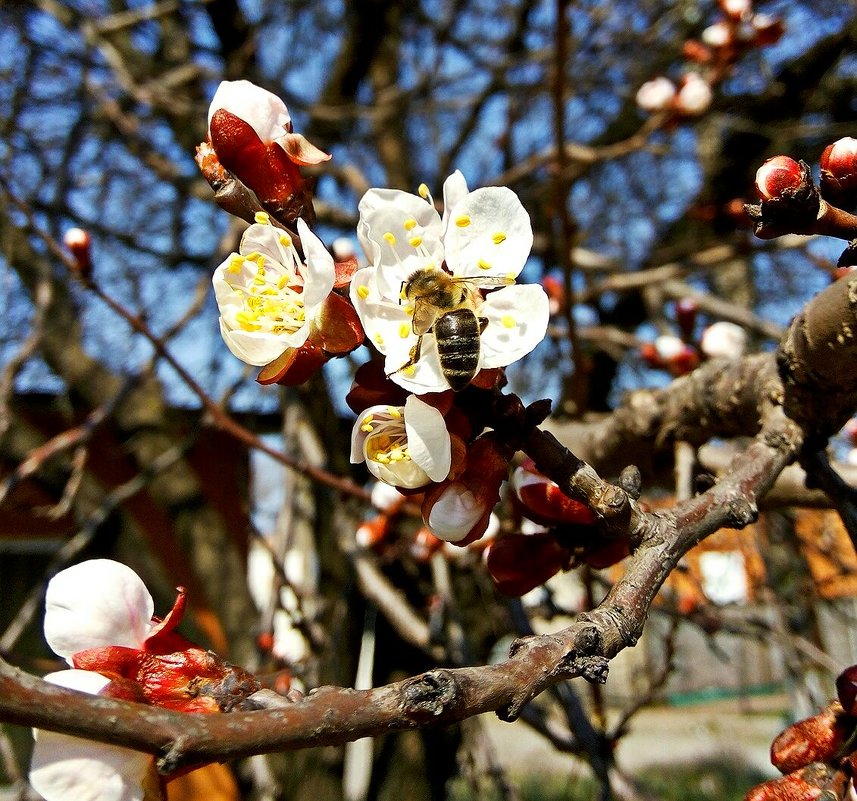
[
  {"left": 213, "top": 217, "right": 334, "bottom": 366},
  {"left": 350, "top": 172, "right": 549, "bottom": 394},
  {"left": 350, "top": 395, "right": 451, "bottom": 489}
]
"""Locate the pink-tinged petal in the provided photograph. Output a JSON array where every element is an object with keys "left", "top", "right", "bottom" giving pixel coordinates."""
[
  {"left": 44, "top": 561, "right": 154, "bottom": 661},
  {"left": 276, "top": 132, "right": 331, "bottom": 165},
  {"left": 478, "top": 284, "right": 550, "bottom": 369},
  {"left": 295, "top": 218, "right": 335, "bottom": 309},
  {"left": 31, "top": 671, "right": 155, "bottom": 801},
  {"left": 208, "top": 80, "right": 291, "bottom": 145}
]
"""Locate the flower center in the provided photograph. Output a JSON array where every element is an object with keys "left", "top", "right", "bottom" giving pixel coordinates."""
[
  {"left": 226, "top": 225, "right": 306, "bottom": 335},
  {"left": 361, "top": 408, "right": 413, "bottom": 466}
]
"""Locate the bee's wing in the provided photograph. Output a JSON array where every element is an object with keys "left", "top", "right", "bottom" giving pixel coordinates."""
[
  {"left": 411, "top": 298, "right": 439, "bottom": 335},
  {"left": 451, "top": 276, "right": 515, "bottom": 290}
]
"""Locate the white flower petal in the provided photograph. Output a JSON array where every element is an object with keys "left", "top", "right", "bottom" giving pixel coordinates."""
[
  {"left": 208, "top": 80, "right": 291, "bottom": 145},
  {"left": 384, "top": 340, "right": 450, "bottom": 394},
  {"left": 444, "top": 187, "right": 533, "bottom": 279},
  {"left": 296, "top": 219, "right": 335, "bottom": 310},
  {"left": 403, "top": 395, "right": 451, "bottom": 483},
  {"left": 218, "top": 317, "right": 293, "bottom": 366},
  {"left": 31, "top": 671, "right": 153, "bottom": 801},
  {"left": 356, "top": 188, "right": 443, "bottom": 274},
  {"left": 441, "top": 171, "right": 469, "bottom": 235},
  {"left": 44, "top": 561, "right": 153, "bottom": 661},
  {"left": 426, "top": 486, "right": 484, "bottom": 543},
  {"left": 478, "top": 284, "right": 550, "bottom": 369},
  {"left": 366, "top": 459, "right": 433, "bottom": 490}
]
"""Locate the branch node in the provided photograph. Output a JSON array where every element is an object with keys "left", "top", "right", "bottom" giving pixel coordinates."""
[
  {"left": 399, "top": 670, "right": 462, "bottom": 722},
  {"left": 157, "top": 735, "right": 192, "bottom": 776}
]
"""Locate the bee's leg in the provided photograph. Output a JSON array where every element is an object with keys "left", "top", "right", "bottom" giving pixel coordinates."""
[
  {"left": 388, "top": 334, "right": 424, "bottom": 377},
  {"left": 478, "top": 317, "right": 489, "bottom": 334}
]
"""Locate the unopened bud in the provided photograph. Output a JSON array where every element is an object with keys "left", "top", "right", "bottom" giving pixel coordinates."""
[
  {"left": 751, "top": 14, "right": 785, "bottom": 46},
  {"left": 771, "top": 702, "right": 849, "bottom": 773},
  {"left": 754, "top": 156, "right": 803, "bottom": 201},
  {"left": 675, "top": 297, "right": 699, "bottom": 340},
  {"left": 425, "top": 483, "right": 484, "bottom": 543},
  {"left": 720, "top": 0, "right": 751, "bottom": 19},
  {"left": 702, "top": 22, "right": 732, "bottom": 48},
  {"left": 836, "top": 663, "right": 857, "bottom": 715},
  {"left": 635, "top": 77, "right": 676, "bottom": 113},
  {"left": 820, "top": 137, "right": 857, "bottom": 207},
  {"left": 675, "top": 74, "right": 713, "bottom": 116},
  {"left": 63, "top": 227, "right": 92, "bottom": 280},
  {"left": 701, "top": 321, "right": 747, "bottom": 360}
]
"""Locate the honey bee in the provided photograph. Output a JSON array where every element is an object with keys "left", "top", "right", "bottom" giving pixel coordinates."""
[{"left": 392, "top": 267, "right": 511, "bottom": 391}]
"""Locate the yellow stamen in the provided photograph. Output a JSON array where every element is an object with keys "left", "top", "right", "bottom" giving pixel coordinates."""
[
  {"left": 374, "top": 333, "right": 384, "bottom": 346},
  {"left": 409, "top": 236, "right": 423, "bottom": 248},
  {"left": 383, "top": 232, "right": 396, "bottom": 245},
  {"left": 361, "top": 422, "right": 374, "bottom": 433},
  {"left": 404, "top": 305, "right": 414, "bottom": 316},
  {"left": 357, "top": 285, "right": 370, "bottom": 300},
  {"left": 399, "top": 323, "right": 411, "bottom": 338},
  {"left": 455, "top": 215, "right": 471, "bottom": 227},
  {"left": 403, "top": 218, "right": 417, "bottom": 231},
  {"left": 501, "top": 315, "right": 516, "bottom": 328},
  {"left": 418, "top": 183, "right": 430, "bottom": 199},
  {"left": 402, "top": 365, "right": 416, "bottom": 376},
  {"left": 254, "top": 211, "right": 271, "bottom": 225},
  {"left": 387, "top": 406, "right": 402, "bottom": 418},
  {"left": 492, "top": 232, "right": 507, "bottom": 244},
  {"left": 279, "top": 234, "right": 292, "bottom": 247},
  {"left": 477, "top": 259, "right": 492, "bottom": 270},
  {"left": 228, "top": 255, "right": 244, "bottom": 273}
]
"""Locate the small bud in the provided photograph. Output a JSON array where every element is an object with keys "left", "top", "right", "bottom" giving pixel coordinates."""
[
  {"left": 751, "top": 14, "right": 785, "bottom": 46},
  {"left": 836, "top": 663, "right": 857, "bottom": 715},
  {"left": 702, "top": 22, "right": 732, "bottom": 48},
  {"left": 720, "top": 0, "right": 752, "bottom": 19},
  {"left": 755, "top": 156, "right": 806, "bottom": 201},
  {"left": 654, "top": 334, "right": 685, "bottom": 362},
  {"left": 700, "top": 321, "right": 747, "bottom": 360},
  {"left": 682, "top": 40, "right": 713, "bottom": 64},
  {"left": 63, "top": 227, "right": 92, "bottom": 280},
  {"left": 771, "top": 702, "right": 850, "bottom": 773},
  {"left": 635, "top": 77, "right": 676, "bottom": 113},
  {"left": 675, "top": 297, "right": 699, "bottom": 340},
  {"left": 820, "top": 137, "right": 857, "bottom": 208},
  {"left": 675, "top": 73, "right": 713, "bottom": 116},
  {"left": 355, "top": 516, "right": 390, "bottom": 550}
]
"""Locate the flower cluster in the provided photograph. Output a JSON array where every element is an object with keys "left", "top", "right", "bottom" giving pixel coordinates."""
[
  {"left": 635, "top": 0, "right": 783, "bottom": 119},
  {"left": 30, "top": 560, "right": 261, "bottom": 801},
  {"left": 638, "top": 298, "right": 747, "bottom": 377}
]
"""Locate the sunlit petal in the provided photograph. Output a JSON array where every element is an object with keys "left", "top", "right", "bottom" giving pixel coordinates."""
[{"left": 44, "top": 561, "right": 153, "bottom": 661}]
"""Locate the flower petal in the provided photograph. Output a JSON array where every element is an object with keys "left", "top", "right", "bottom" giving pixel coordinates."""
[
  {"left": 218, "top": 317, "right": 293, "bottom": 366},
  {"left": 357, "top": 188, "right": 443, "bottom": 275},
  {"left": 403, "top": 395, "right": 451, "bottom": 482},
  {"left": 208, "top": 80, "right": 291, "bottom": 145},
  {"left": 425, "top": 484, "right": 484, "bottom": 543},
  {"left": 30, "top": 671, "right": 154, "bottom": 801},
  {"left": 296, "top": 218, "right": 335, "bottom": 310},
  {"left": 275, "top": 132, "right": 331, "bottom": 165},
  {"left": 444, "top": 186, "right": 533, "bottom": 279},
  {"left": 44, "top": 560, "right": 154, "bottom": 661},
  {"left": 441, "top": 171, "right": 469, "bottom": 236},
  {"left": 478, "top": 284, "right": 550, "bottom": 369}
]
